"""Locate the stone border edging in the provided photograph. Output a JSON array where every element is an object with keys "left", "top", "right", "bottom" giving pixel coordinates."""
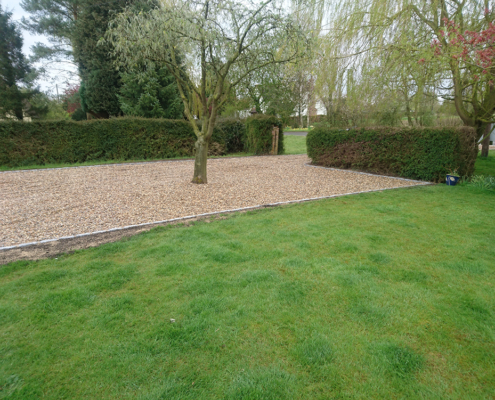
[{"left": 0, "top": 178, "right": 431, "bottom": 252}]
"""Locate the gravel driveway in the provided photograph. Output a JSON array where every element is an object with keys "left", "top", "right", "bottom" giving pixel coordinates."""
[{"left": 0, "top": 155, "right": 426, "bottom": 248}]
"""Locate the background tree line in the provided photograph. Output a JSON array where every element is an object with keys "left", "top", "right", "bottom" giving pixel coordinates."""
[
  {"left": 1, "top": 0, "right": 184, "bottom": 121},
  {"left": 310, "top": 0, "right": 495, "bottom": 157},
  {"left": 1, "top": 0, "right": 314, "bottom": 125},
  {"left": 2, "top": 0, "right": 495, "bottom": 158}
]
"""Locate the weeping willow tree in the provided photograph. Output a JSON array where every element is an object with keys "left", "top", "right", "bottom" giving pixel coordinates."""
[
  {"left": 285, "top": 0, "right": 327, "bottom": 127},
  {"left": 326, "top": 0, "right": 495, "bottom": 155},
  {"left": 105, "top": 0, "right": 307, "bottom": 183}
]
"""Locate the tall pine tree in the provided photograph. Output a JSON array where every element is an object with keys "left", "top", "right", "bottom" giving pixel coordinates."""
[
  {"left": 0, "top": 5, "right": 44, "bottom": 120},
  {"left": 20, "top": 0, "right": 78, "bottom": 65},
  {"left": 73, "top": 0, "right": 158, "bottom": 118},
  {"left": 72, "top": 0, "right": 126, "bottom": 118}
]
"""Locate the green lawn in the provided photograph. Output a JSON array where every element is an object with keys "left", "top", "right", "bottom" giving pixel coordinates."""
[
  {"left": 283, "top": 135, "right": 307, "bottom": 155},
  {"left": 1, "top": 183, "right": 494, "bottom": 399},
  {"left": 474, "top": 150, "right": 495, "bottom": 176}
]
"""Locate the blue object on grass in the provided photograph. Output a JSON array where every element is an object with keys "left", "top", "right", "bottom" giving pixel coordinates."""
[{"left": 446, "top": 175, "right": 460, "bottom": 186}]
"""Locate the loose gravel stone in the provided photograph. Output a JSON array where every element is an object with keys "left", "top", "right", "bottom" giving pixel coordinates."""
[{"left": 0, "top": 155, "right": 425, "bottom": 247}]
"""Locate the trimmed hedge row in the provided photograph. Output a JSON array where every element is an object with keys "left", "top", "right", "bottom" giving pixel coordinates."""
[
  {"left": 307, "top": 126, "right": 477, "bottom": 182},
  {"left": 201, "top": 117, "right": 247, "bottom": 154},
  {"left": 0, "top": 118, "right": 193, "bottom": 167},
  {"left": 246, "top": 115, "right": 284, "bottom": 155},
  {"left": 0, "top": 117, "right": 249, "bottom": 167}
]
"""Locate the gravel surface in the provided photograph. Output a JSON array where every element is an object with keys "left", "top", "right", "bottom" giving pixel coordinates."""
[{"left": 0, "top": 155, "right": 426, "bottom": 247}]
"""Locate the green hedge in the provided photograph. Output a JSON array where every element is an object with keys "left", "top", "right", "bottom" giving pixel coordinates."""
[
  {"left": 307, "top": 126, "right": 477, "bottom": 182},
  {"left": 245, "top": 115, "right": 284, "bottom": 155},
  {"left": 198, "top": 117, "right": 246, "bottom": 154},
  {"left": 0, "top": 117, "right": 243, "bottom": 167},
  {"left": 213, "top": 118, "right": 246, "bottom": 153}
]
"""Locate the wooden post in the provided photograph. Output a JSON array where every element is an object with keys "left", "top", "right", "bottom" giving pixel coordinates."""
[
  {"left": 274, "top": 126, "right": 279, "bottom": 155},
  {"left": 271, "top": 126, "right": 279, "bottom": 155},
  {"left": 270, "top": 127, "right": 275, "bottom": 156}
]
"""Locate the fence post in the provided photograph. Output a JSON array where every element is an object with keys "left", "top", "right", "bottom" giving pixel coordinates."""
[{"left": 271, "top": 126, "right": 279, "bottom": 155}]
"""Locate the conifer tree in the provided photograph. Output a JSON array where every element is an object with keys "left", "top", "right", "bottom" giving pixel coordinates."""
[{"left": 0, "top": 5, "right": 45, "bottom": 120}]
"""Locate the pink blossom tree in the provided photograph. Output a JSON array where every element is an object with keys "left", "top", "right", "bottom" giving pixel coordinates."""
[
  {"left": 427, "top": 13, "right": 495, "bottom": 156},
  {"left": 329, "top": 1, "right": 495, "bottom": 157},
  {"left": 62, "top": 84, "right": 81, "bottom": 115}
]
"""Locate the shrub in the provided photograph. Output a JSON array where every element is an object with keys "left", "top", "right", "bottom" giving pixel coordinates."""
[
  {"left": 307, "top": 126, "right": 477, "bottom": 182},
  {"left": 71, "top": 108, "right": 87, "bottom": 121},
  {"left": 245, "top": 115, "right": 284, "bottom": 155},
  {"left": 213, "top": 118, "right": 246, "bottom": 153},
  {"left": 0, "top": 117, "right": 231, "bottom": 167},
  {"left": 468, "top": 175, "right": 495, "bottom": 191}
]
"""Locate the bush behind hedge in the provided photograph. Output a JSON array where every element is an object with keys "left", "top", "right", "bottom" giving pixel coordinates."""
[
  {"left": 245, "top": 115, "right": 284, "bottom": 155},
  {"left": 201, "top": 117, "right": 246, "bottom": 154},
  {"left": 307, "top": 126, "right": 477, "bottom": 182},
  {"left": 0, "top": 117, "right": 244, "bottom": 167}
]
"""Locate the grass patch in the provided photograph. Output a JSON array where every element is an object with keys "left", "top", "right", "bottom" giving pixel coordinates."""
[
  {"left": 1, "top": 184, "right": 494, "bottom": 398},
  {"left": 372, "top": 343, "right": 424, "bottom": 378},
  {"left": 283, "top": 135, "right": 307, "bottom": 155},
  {"left": 474, "top": 150, "right": 495, "bottom": 176},
  {"left": 468, "top": 175, "right": 495, "bottom": 191}
]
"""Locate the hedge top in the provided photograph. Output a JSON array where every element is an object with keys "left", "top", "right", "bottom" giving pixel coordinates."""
[{"left": 0, "top": 115, "right": 283, "bottom": 167}]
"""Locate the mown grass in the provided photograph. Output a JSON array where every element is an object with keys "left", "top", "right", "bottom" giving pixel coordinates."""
[
  {"left": 1, "top": 183, "right": 494, "bottom": 399},
  {"left": 474, "top": 150, "right": 495, "bottom": 176},
  {"left": 283, "top": 135, "right": 307, "bottom": 155}
]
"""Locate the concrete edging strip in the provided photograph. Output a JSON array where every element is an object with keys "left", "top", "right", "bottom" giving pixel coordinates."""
[{"left": 0, "top": 176, "right": 431, "bottom": 252}]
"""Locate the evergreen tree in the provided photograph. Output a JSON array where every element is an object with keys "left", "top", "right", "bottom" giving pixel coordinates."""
[
  {"left": 22, "top": 0, "right": 155, "bottom": 119},
  {"left": 20, "top": 0, "right": 78, "bottom": 65},
  {"left": 73, "top": 0, "right": 158, "bottom": 118},
  {"left": 72, "top": 0, "right": 125, "bottom": 118},
  {"left": 118, "top": 66, "right": 184, "bottom": 119},
  {"left": 0, "top": 5, "right": 46, "bottom": 120}
]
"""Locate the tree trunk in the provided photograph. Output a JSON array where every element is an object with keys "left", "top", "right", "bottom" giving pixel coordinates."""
[
  {"left": 481, "top": 124, "right": 491, "bottom": 158},
  {"left": 307, "top": 102, "right": 310, "bottom": 129},
  {"left": 14, "top": 107, "right": 23, "bottom": 121},
  {"left": 405, "top": 99, "right": 412, "bottom": 126},
  {"left": 192, "top": 136, "right": 209, "bottom": 184}
]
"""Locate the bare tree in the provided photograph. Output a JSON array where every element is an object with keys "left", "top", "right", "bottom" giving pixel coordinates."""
[{"left": 106, "top": 0, "right": 307, "bottom": 183}]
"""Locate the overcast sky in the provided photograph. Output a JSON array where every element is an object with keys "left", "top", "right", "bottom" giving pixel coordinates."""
[
  {"left": 4, "top": 0, "right": 48, "bottom": 55},
  {"left": 3, "top": 0, "right": 74, "bottom": 93}
]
